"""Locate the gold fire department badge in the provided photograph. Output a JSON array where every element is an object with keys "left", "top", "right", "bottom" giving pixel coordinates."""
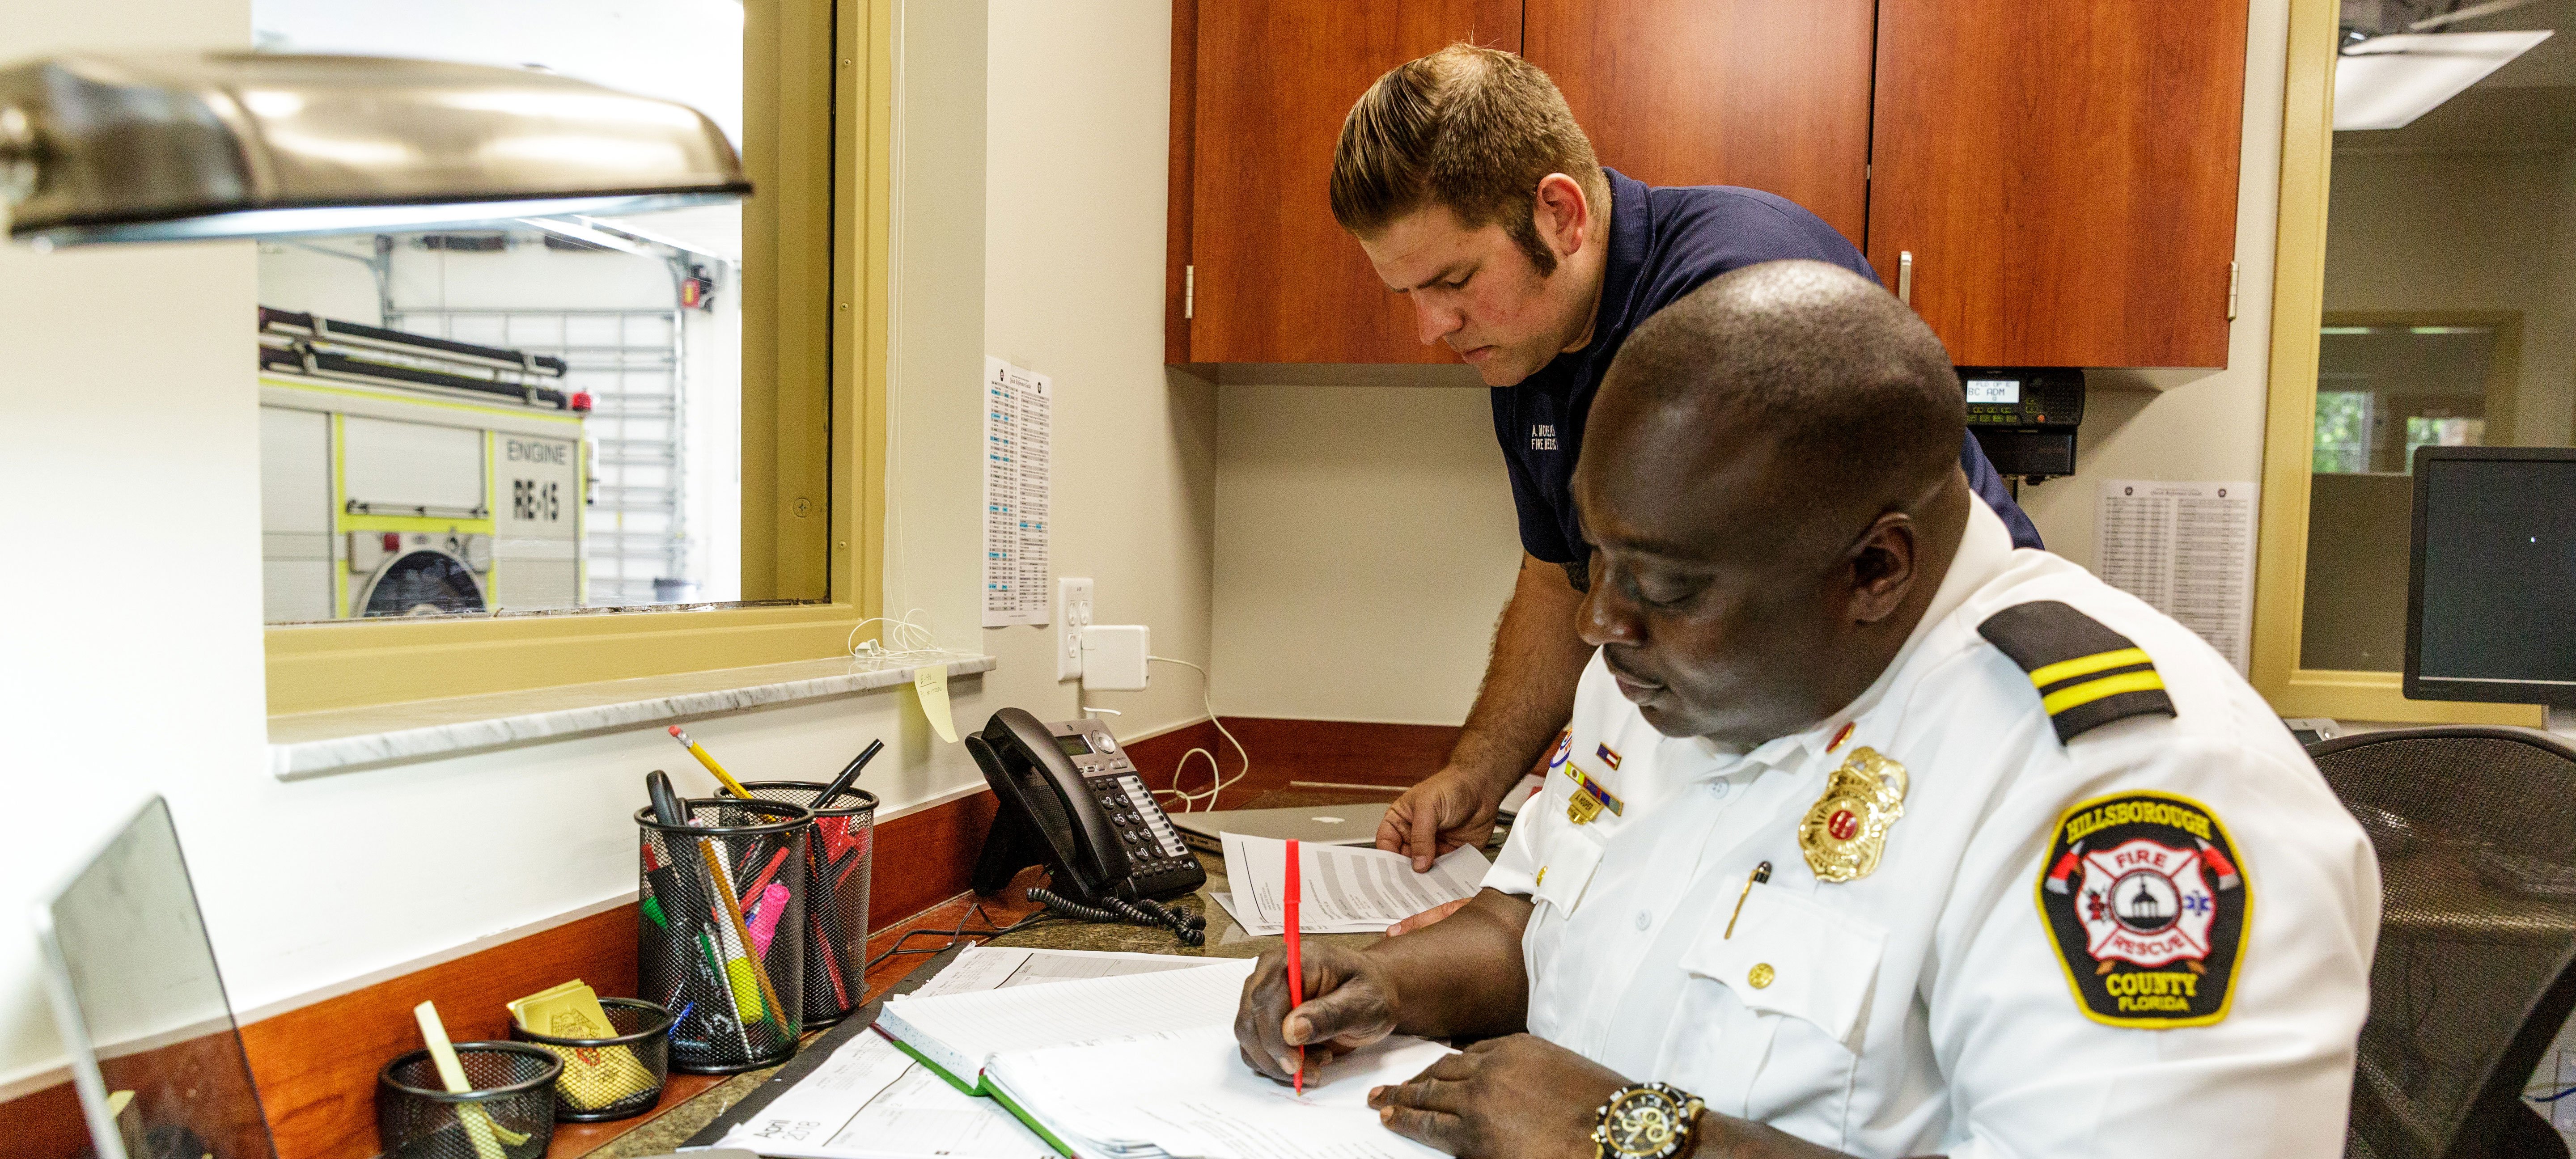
[{"left": 1798, "top": 746, "right": 1909, "bottom": 883}]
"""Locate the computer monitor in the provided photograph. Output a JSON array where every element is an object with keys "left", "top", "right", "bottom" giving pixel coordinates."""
[
  {"left": 2405, "top": 446, "right": 2576, "bottom": 730},
  {"left": 33, "top": 796, "right": 278, "bottom": 1159}
]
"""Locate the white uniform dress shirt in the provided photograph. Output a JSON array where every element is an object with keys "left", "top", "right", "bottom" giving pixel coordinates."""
[{"left": 1483, "top": 500, "right": 2380, "bottom": 1159}]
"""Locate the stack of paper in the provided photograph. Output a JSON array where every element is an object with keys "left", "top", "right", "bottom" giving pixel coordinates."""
[
  {"left": 871, "top": 956, "right": 1458, "bottom": 1159},
  {"left": 715, "top": 948, "right": 1239, "bottom": 1159},
  {"left": 877, "top": 959, "right": 1260, "bottom": 1092},
  {"left": 1213, "top": 833, "right": 1490, "bottom": 935}
]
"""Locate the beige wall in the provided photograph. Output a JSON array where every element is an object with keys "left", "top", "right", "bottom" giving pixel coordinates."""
[
  {"left": 1212, "top": 384, "right": 1520, "bottom": 723},
  {"left": 0, "top": 0, "right": 1218, "bottom": 1092},
  {"left": 2321, "top": 148, "right": 2576, "bottom": 446},
  {"left": 1207, "top": 0, "right": 2299, "bottom": 722}
]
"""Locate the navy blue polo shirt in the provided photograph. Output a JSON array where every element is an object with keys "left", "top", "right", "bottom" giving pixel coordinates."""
[{"left": 1495, "top": 169, "right": 2042, "bottom": 580}]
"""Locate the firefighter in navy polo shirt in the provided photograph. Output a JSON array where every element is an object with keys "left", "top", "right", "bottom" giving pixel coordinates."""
[{"left": 1335, "top": 47, "right": 2045, "bottom": 899}]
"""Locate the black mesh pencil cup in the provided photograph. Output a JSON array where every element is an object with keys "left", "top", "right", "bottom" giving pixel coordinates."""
[
  {"left": 377, "top": 1042, "right": 560, "bottom": 1159},
  {"left": 636, "top": 796, "right": 810, "bottom": 1073},
  {"left": 743, "top": 779, "right": 878, "bottom": 1025},
  {"left": 508, "top": 998, "right": 671, "bottom": 1121}
]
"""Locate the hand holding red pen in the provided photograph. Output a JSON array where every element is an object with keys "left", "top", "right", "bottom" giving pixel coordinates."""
[{"left": 1285, "top": 839, "right": 1304, "bottom": 1094}]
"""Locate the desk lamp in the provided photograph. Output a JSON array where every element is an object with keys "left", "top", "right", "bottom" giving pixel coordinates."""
[{"left": 0, "top": 51, "right": 748, "bottom": 248}]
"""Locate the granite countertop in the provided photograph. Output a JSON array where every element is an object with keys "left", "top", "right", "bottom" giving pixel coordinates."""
[
  {"left": 586, "top": 839, "right": 1392, "bottom": 1159},
  {"left": 268, "top": 653, "right": 995, "bottom": 779}
]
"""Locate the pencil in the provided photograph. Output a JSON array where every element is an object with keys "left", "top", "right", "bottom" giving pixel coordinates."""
[
  {"left": 668, "top": 725, "right": 756, "bottom": 800},
  {"left": 1285, "top": 838, "right": 1303, "bottom": 1096}
]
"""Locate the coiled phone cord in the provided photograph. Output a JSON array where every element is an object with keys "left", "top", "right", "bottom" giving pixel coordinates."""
[{"left": 1029, "top": 887, "right": 1208, "bottom": 947}]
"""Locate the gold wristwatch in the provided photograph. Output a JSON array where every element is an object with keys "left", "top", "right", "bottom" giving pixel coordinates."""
[{"left": 1592, "top": 1082, "right": 1704, "bottom": 1159}]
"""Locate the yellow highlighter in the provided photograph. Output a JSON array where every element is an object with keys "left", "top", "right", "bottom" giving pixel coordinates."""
[{"left": 667, "top": 725, "right": 756, "bottom": 800}]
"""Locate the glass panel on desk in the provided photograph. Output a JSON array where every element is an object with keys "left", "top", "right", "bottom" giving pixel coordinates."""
[{"left": 251, "top": 0, "right": 749, "bottom": 623}]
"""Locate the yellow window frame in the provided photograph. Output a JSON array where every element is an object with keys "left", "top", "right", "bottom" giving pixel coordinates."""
[
  {"left": 2250, "top": 0, "right": 2541, "bottom": 727},
  {"left": 265, "top": 0, "right": 893, "bottom": 715}
]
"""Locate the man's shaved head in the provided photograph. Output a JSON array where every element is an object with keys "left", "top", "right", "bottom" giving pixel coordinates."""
[
  {"left": 1572, "top": 260, "right": 1975, "bottom": 743},
  {"left": 1607, "top": 260, "right": 1963, "bottom": 546}
]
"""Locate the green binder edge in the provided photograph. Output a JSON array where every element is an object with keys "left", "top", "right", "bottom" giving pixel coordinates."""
[{"left": 881, "top": 1032, "right": 1076, "bottom": 1158}]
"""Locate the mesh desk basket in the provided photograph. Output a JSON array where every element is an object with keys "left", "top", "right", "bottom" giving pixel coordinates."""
[
  {"left": 636, "top": 796, "right": 809, "bottom": 1073},
  {"left": 742, "top": 779, "right": 878, "bottom": 1025},
  {"left": 377, "top": 1041, "right": 560, "bottom": 1159},
  {"left": 508, "top": 997, "right": 671, "bottom": 1121}
]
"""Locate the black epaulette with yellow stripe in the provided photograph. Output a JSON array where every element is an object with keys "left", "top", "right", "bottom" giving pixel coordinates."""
[{"left": 1977, "top": 601, "right": 2175, "bottom": 743}]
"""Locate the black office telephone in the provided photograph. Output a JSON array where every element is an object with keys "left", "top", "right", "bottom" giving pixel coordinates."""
[{"left": 966, "top": 708, "right": 1208, "bottom": 943}]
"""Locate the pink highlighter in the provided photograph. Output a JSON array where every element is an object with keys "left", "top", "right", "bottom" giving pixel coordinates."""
[{"left": 746, "top": 881, "right": 791, "bottom": 958}]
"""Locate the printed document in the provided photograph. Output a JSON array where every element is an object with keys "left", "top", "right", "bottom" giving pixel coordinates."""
[
  {"left": 984, "top": 1025, "right": 1454, "bottom": 1159},
  {"left": 1219, "top": 832, "right": 1489, "bottom": 935}
]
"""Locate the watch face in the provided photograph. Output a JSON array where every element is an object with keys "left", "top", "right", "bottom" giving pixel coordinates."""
[{"left": 1604, "top": 1089, "right": 1685, "bottom": 1158}]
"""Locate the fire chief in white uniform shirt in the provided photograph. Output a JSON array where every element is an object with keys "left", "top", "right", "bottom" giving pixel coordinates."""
[{"left": 1232, "top": 261, "right": 2378, "bottom": 1159}]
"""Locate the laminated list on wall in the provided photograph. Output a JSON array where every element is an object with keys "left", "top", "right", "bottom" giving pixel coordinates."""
[
  {"left": 2093, "top": 479, "right": 2257, "bottom": 674},
  {"left": 983, "top": 357, "right": 1051, "bottom": 627}
]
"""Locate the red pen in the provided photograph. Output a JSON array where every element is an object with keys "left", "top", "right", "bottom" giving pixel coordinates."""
[{"left": 1285, "top": 838, "right": 1304, "bottom": 1095}]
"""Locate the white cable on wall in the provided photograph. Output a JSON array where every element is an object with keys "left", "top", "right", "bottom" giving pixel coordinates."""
[{"left": 1144, "top": 655, "right": 1249, "bottom": 812}]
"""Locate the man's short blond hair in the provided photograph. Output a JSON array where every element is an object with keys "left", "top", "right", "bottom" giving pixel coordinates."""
[{"left": 1330, "top": 44, "right": 1608, "bottom": 276}]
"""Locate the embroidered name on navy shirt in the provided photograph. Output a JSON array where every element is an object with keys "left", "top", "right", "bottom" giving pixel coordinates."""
[{"left": 1530, "top": 423, "right": 1558, "bottom": 451}]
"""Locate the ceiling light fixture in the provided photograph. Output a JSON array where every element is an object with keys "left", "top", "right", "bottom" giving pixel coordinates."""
[
  {"left": 2334, "top": 30, "right": 2553, "bottom": 131},
  {"left": 0, "top": 52, "right": 748, "bottom": 250}
]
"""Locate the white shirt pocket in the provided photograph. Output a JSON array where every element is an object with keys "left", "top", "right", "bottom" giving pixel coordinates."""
[
  {"left": 1532, "top": 829, "right": 1607, "bottom": 914},
  {"left": 1665, "top": 884, "right": 1887, "bottom": 1142}
]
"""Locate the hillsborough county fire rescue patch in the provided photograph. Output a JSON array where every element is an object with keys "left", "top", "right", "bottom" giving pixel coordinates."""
[{"left": 2037, "top": 792, "right": 2248, "bottom": 1028}]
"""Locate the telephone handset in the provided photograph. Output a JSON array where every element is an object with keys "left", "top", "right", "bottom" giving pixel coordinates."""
[{"left": 966, "top": 708, "right": 1207, "bottom": 905}]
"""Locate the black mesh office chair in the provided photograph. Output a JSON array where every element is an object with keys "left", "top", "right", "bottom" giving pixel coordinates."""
[{"left": 2313, "top": 726, "right": 2576, "bottom": 1159}]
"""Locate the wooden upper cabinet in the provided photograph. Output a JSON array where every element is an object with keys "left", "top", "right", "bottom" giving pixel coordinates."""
[
  {"left": 1523, "top": 0, "right": 1875, "bottom": 252},
  {"left": 1174, "top": 0, "right": 1519, "bottom": 365},
  {"left": 1867, "top": 0, "right": 2251, "bottom": 369}
]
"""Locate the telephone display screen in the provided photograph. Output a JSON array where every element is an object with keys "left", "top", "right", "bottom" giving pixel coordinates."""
[
  {"left": 1055, "top": 734, "right": 1094, "bottom": 757},
  {"left": 1966, "top": 378, "right": 2021, "bottom": 404}
]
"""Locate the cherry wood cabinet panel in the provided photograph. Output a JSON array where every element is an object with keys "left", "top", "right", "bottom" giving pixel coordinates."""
[
  {"left": 1167, "top": 0, "right": 1201, "bottom": 365},
  {"left": 1185, "top": 0, "right": 1520, "bottom": 364},
  {"left": 1867, "top": 0, "right": 2250, "bottom": 368},
  {"left": 1524, "top": 0, "right": 1875, "bottom": 251}
]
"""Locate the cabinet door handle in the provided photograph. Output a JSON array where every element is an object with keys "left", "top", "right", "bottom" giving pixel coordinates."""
[{"left": 1897, "top": 251, "right": 1914, "bottom": 305}]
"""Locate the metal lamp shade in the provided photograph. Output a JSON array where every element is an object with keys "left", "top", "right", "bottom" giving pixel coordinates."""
[{"left": 0, "top": 52, "right": 750, "bottom": 248}]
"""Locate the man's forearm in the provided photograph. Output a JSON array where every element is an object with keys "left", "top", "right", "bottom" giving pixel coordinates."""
[
  {"left": 1364, "top": 888, "right": 1534, "bottom": 1040},
  {"left": 1449, "top": 554, "right": 1595, "bottom": 795}
]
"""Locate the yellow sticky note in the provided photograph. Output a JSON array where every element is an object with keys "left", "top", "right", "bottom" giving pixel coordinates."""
[{"left": 914, "top": 664, "right": 958, "bottom": 743}]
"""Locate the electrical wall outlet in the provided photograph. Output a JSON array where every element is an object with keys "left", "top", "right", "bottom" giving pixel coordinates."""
[
  {"left": 1057, "top": 577, "right": 1094, "bottom": 681},
  {"left": 1080, "top": 625, "right": 1150, "bottom": 691}
]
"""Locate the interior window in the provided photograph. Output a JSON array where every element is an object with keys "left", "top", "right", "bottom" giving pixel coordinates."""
[
  {"left": 2303, "top": 0, "right": 2572, "bottom": 674},
  {"left": 251, "top": 0, "right": 746, "bottom": 622}
]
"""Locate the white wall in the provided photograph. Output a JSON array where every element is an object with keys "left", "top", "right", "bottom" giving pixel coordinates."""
[
  {"left": 1206, "top": 0, "right": 2300, "bottom": 721},
  {"left": 877, "top": 0, "right": 1218, "bottom": 776},
  {"left": 0, "top": 0, "right": 1216, "bottom": 1095}
]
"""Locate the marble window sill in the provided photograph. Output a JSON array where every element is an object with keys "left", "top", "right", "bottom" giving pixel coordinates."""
[{"left": 266, "top": 652, "right": 996, "bottom": 780}]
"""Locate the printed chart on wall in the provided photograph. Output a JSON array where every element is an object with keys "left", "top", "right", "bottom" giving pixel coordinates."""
[
  {"left": 2093, "top": 480, "right": 2258, "bottom": 673},
  {"left": 983, "top": 357, "right": 1051, "bottom": 627}
]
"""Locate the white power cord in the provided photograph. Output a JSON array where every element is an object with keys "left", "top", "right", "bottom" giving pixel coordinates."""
[
  {"left": 846, "top": 607, "right": 949, "bottom": 668},
  {"left": 1145, "top": 655, "right": 1249, "bottom": 812}
]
